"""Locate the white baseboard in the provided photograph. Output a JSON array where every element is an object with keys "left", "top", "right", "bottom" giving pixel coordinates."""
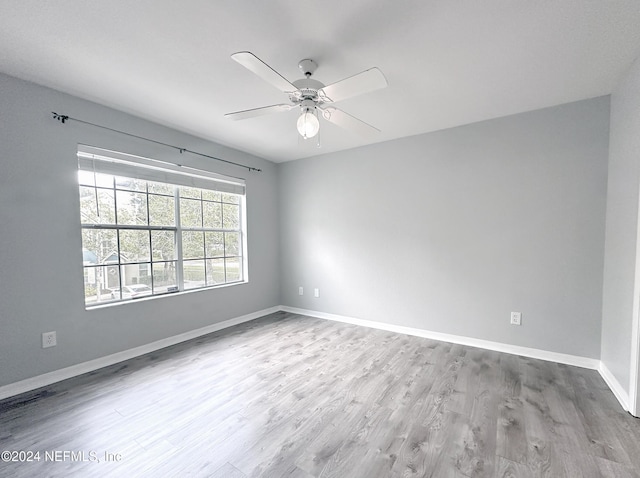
[
  {"left": 0, "top": 306, "right": 280, "bottom": 401},
  {"left": 2, "top": 304, "right": 629, "bottom": 415},
  {"left": 280, "top": 306, "right": 601, "bottom": 370},
  {"left": 598, "top": 361, "right": 630, "bottom": 412},
  {"left": 280, "top": 306, "right": 630, "bottom": 411},
  {"left": 282, "top": 306, "right": 637, "bottom": 412}
]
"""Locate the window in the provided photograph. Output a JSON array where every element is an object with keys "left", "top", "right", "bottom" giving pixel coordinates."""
[{"left": 78, "top": 146, "right": 246, "bottom": 306}]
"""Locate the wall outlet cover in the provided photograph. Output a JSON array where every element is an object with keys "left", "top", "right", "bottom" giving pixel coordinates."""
[
  {"left": 510, "top": 312, "right": 522, "bottom": 326},
  {"left": 42, "top": 331, "right": 57, "bottom": 348}
]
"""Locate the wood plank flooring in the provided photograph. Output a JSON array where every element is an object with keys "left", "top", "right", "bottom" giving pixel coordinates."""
[{"left": 1, "top": 311, "right": 639, "bottom": 477}]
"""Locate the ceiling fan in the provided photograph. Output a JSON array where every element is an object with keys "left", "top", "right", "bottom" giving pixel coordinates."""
[{"left": 225, "top": 51, "right": 388, "bottom": 140}]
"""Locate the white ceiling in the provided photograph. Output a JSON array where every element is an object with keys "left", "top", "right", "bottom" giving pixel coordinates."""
[{"left": 1, "top": 1, "right": 640, "bottom": 163}]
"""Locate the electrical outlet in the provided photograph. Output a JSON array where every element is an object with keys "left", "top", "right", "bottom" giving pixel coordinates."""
[
  {"left": 510, "top": 312, "right": 522, "bottom": 326},
  {"left": 298, "top": 286, "right": 303, "bottom": 296},
  {"left": 314, "top": 288, "right": 320, "bottom": 298},
  {"left": 42, "top": 331, "right": 57, "bottom": 348}
]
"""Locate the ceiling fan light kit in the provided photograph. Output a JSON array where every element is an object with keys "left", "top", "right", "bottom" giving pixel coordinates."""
[
  {"left": 297, "top": 101, "right": 320, "bottom": 139},
  {"left": 226, "top": 52, "right": 388, "bottom": 141}
]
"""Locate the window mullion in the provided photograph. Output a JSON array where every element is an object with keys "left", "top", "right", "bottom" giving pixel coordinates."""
[
  {"left": 113, "top": 180, "right": 123, "bottom": 300},
  {"left": 202, "top": 198, "right": 209, "bottom": 286},
  {"left": 81, "top": 224, "right": 175, "bottom": 231},
  {"left": 146, "top": 184, "right": 155, "bottom": 294},
  {"left": 175, "top": 189, "right": 184, "bottom": 291},
  {"left": 148, "top": 228, "right": 154, "bottom": 293}
]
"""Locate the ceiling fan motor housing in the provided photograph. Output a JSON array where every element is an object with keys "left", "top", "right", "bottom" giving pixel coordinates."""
[{"left": 290, "top": 77, "right": 326, "bottom": 104}]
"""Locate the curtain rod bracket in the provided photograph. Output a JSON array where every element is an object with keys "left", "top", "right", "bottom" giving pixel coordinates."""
[
  {"left": 52, "top": 112, "right": 69, "bottom": 124},
  {"left": 50, "top": 111, "right": 261, "bottom": 172}
]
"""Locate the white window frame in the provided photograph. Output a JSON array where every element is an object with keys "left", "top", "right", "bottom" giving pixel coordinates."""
[{"left": 78, "top": 145, "right": 248, "bottom": 307}]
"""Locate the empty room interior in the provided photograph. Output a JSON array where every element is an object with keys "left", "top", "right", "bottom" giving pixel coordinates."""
[{"left": 3, "top": 1, "right": 640, "bottom": 477}]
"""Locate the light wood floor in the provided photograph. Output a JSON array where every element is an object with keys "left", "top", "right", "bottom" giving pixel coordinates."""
[{"left": 1, "top": 311, "right": 639, "bottom": 477}]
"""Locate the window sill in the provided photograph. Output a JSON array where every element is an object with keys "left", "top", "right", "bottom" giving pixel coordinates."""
[{"left": 84, "top": 280, "right": 248, "bottom": 310}]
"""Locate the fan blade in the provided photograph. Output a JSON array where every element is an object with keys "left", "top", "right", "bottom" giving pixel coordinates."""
[
  {"left": 319, "top": 106, "right": 381, "bottom": 137},
  {"left": 225, "top": 104, "right": 295, "bottom": 121},
  {"left": 319, "top": 68, "right": 387, "bottom": 103},
  {"left": 231, "top": 51, "right": 297, "bottom": 93}
]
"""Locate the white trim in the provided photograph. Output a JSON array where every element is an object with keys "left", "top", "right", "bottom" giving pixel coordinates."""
[
  {"left": 599, "top": 361, "right": 630, "bottom": 412},
  {"left": 280, "top": 306, "right": 600, "bottom": 370},
  {"left": 632, "top": 327, "right": 640, "bottom": 415},
  {"left": 281, "top": 306, "right": 637, "bottom": 411},
  {"left": 628, "top": 184, "right": 640, "bottom": 417},
  {"left": 3, "top": 305, "right": 629, "bottom": 414},
  {"left": 631, "top": 288, "right": 640, "bottom": 415},
  {"left": 0, "top": 306, "right": 280, "bottom": 401}
]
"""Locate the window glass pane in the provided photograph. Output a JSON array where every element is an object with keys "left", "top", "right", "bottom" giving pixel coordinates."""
[
  {"left": 80, "top": 188, "right": 116, "bottom": 225},
  {"left": 78, "top": 170, "right": 95, "bottom": 186},
  {"left": 116, "top": 190, "right": 148, "bottom": 225},
  {"left": 119, "top": 229, "right": 151, "bottom": 263},
  {"left": 224, "top": 232, "right": 240, "bottom": 256},
  {"left": 205, "top": 231, "right": 224, "bottom": 257},
  {"left": 84, "top": 266, "right": 118, "bottom": 305},
  {"left": 225, "top": 257, "right": 242, "bottom": 282},
  {"left": 148, "top": 181, "right": 175, "bottom": 196},
  {"left": 202, "top": 190, "right": 221, "bottom": 202},
  {"left": 203, "top": 201, "right": 222, "bottom": 229},
  {"left": 79, "top": 186, "right": 98, "bottom": 223},
  {"left": 115, "top": 176, "right": 146, "bottom": 192},
  {"left": 82, "top": 228, "right": 118, "bottom": 264},
  {"left": 180, "top": 187, "right": 201, "bottom": 199},
  {"left": 95, "top": 172, "right": 114, "bottom": 188},
  {"left": 120, "top": 265, "right": 154, "bottom": 299},
  {"left": 151, "top": 231, "right": 175, "bottom": 261},
  {"left": 182, "top": 231, "right": 204, "bottom": 259},
  {"left": 148, "top": 194, "right": 175, "bottom": 226},
  {"left": 103, "top": 264, "right": 121, "bottom": 290},
  {"left": 152, "top": 261, "right": 177, "bottom": 294},
  {"left": 221, "top": 193, "right": 240, "bottom": 204},
  {"left": 222, "top": 203, "right": 240, "bottom": 229},
  {"left": 207, "top": 258, "right": 225, "bottom": 285},
  {"left": 183, "top": 260, "right": 205, "bottom": 289},
  {"left": 180, "top": 198, "right": 202, "bottom": 227},
  {"left": 138, "top": 263, "right": 151, "bottom": 285},
  {"left": 95, "top": 189, "right": 117, "bottom": 224}
]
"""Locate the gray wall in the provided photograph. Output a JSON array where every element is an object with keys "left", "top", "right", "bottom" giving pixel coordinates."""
[
  {"left": 279, "top": 98, "right": 610, "bottom": 359},
  {"left": 0, "top": 73, "right": 280, "bottom": 387},
  {"left": 601, "top": 54, "right": 640, "bottom": 396},
  {"left": 0, "top": 69, "right": 614, "bottom": 390}
]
